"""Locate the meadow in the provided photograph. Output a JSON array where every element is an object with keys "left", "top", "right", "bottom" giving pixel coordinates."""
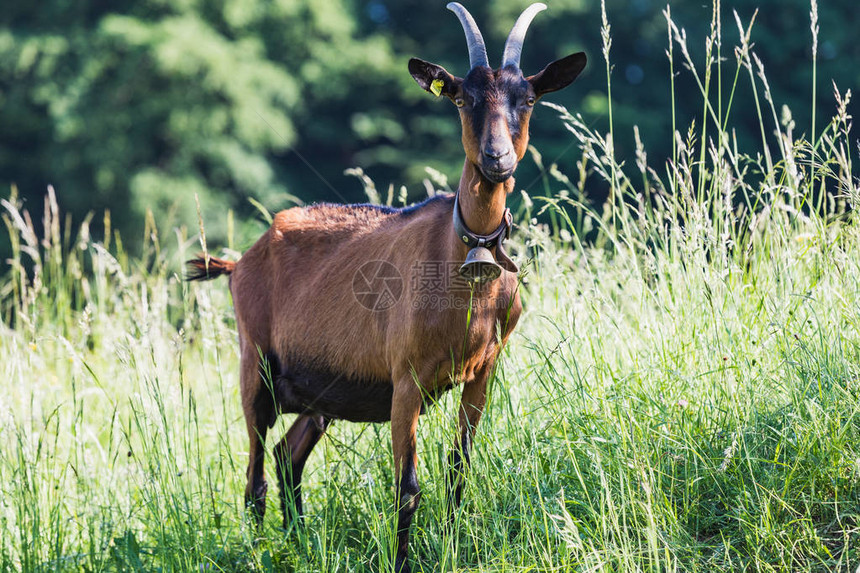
[{"left": 2, "top": 5, "right": 860, "bottom": 572}]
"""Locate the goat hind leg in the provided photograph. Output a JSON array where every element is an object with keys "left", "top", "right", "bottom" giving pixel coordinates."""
[
  {"left": 274, "top": 414, "right": 330, "bottom": 528},
  {"left": 241, "top": 347, "right": 277, "bottom": 527},
  {"left": 244, "top": 419, "right": 269, "bottom": 526}
]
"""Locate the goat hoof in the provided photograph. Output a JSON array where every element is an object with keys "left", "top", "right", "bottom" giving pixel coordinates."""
[
  {"left": 281, "top": 513, "right": 305, "bottom": 533},
  {"left": 393, "top": 557, "right": 411, "bottom": 573}
]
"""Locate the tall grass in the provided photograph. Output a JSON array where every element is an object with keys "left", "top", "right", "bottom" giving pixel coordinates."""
[{"left": 2, "top": 2, "right": 860, "bottom": 571}]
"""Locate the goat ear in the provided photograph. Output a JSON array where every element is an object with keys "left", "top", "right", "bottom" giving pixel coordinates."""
[
  {"left": 409, "top": 58, "right": 460, "bottom": 98},
  {"left": 528, "top": 52, "right": 587, "bottom": 97}
]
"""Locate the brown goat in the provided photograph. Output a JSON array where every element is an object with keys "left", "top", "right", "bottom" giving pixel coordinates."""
[{"left": 187, "top": 3, "right": 585, "bottom": 571}]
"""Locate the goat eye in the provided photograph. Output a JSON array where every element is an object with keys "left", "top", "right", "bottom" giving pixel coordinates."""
[
  {"left": 454, "top": 97, "right": 465, "bottom": 108},
  {"left": 526, "top": 96, "right": 536, "bottom": 106}
]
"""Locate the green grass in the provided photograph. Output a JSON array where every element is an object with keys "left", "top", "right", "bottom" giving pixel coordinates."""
[{"left": 2, "top": 4, "right": 860, "bottom": 571}]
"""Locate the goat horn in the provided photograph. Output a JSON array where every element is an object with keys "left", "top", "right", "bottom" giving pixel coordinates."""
[
  {"left": 501, "top": 3, "right": 547, "bottom": 70},
  {"left": 447, "top": 2, "right": 490, "bottom": 69}
]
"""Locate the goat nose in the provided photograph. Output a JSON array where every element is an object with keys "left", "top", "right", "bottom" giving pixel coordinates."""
[{"left": 483, "top": 147, "right": 511, "bottom": 160}]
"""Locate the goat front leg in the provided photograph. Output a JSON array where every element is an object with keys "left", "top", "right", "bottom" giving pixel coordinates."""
[
  {"left": 274, "top": 414, "right": 330, "bottom": 529},
  {"left": 391, "top": 380, "right": 423, "bottom": 573},
  {"left": 447, "top": 377, "right": 487, "bottom": 523}
]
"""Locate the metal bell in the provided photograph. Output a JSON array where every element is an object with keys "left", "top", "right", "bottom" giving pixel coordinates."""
[{"left": 459, "top": 246, "right": 503, "bottom": 283}]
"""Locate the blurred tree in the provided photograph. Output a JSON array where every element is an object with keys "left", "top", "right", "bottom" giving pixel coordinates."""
[{"left": 0, "top": 0, "right": 401, "bottom": 248}]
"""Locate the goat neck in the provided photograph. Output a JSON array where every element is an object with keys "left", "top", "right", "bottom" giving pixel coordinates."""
[{"left": 454, "top": 159, "right": 513, "bottom": 239}]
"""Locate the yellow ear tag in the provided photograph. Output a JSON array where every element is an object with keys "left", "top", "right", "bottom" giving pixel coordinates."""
[{"left": 430, "top": 79, "right": 444, "bottom": 97}]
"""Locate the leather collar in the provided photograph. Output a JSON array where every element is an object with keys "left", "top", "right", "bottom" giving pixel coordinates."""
[{"left": 452, "top": 192, "right": 519, "bottom": 273}]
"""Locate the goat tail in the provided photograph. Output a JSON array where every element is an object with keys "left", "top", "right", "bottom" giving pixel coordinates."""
[{"left": 185, "top": 255, "right": 235, "bottom": 281}]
